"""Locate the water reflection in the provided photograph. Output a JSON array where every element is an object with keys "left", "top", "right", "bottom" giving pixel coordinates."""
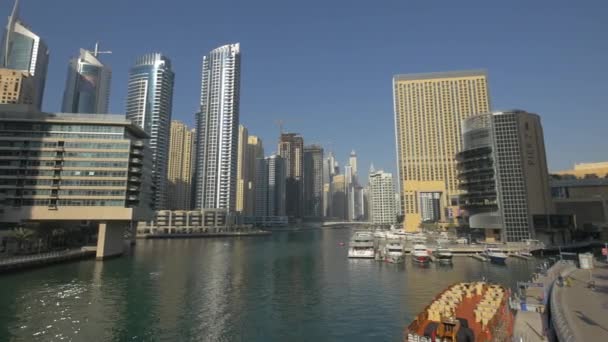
[{"left": 0, "top": 230, "right": 539, "bottom": 341}]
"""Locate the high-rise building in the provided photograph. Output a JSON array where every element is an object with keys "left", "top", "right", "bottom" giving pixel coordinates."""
[
  {"left": 345, "top": 164, "right": 355, "bottom": 220},
  {"left": 194, "top": 43, "right": 241, "bottom": 211},
  {"left": 369, "top": 170, "right": 397, "bottom": 225},
  {"left": 278, "top": 133, "right": 304, "bottom": 219},
  {"left": 322, "top": 151, "right": 336, "bottom": 217},
  {"left": 331, "top": 174, "right": 347, "bottom": 220},
  {"left": 0, "top": 105, "right": 153, "bottom": 259},
  {"left": 0, "top": 68, "right": 33, "bottom": 104},
  {"left": 349, "top": 150, "right": 358, "bottom": 178},
  {"left": 457, "top": 110, "right": 553, "bottom": 242},
  {"left": 393, "top": 70, "right": 490, "bottom": 231},
  {"left": 61, "top": 46, "right": 111, "bottom": 114},
  {"left": 303, "top": 145, "right": 324, "bottom": 218},
  {"left": 255, "top": 155, "right": 286, "bottom": 217},
  {"left": 236, "top": 125, "right": 249, "bottom": 213},
  {"left": 0, "top": 1, "right": 49, "bottom": 109},
  {"left": 167, "top": 120, "right": 195, "bottom": 210},
  {"left": 245, "top": 135, "right": 264, "bottom": 216},
  {"left": 125, "top": 53, "right": 175, "bottom": 210}
]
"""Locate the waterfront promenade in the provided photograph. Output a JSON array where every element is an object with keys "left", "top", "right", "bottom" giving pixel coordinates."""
[
  {"left": 551, "top": 262, "right": 608, "bottom": 341},
  {"left": 0, "top": 248, "right": 96, "bottom": 273}
]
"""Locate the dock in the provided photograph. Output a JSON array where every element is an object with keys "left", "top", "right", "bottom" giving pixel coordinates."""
[
  {"left": 470, "top": 254, "right": 488, "bottom": 262},
  {"left": 511, "top": 253, "right": 533, "bottom": 260}
]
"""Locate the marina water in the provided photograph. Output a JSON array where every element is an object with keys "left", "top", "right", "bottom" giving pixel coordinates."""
[{"left": 0, "top": 229, "right": 539, "bottom": 341}]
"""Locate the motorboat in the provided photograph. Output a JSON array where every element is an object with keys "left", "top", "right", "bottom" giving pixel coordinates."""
[
  {"left": 433, "top": 247, "right": 453, "bottom": 263},
  {"left": 373, "top": 230, "right": 387, "bottom": 239},
  {"left": 411, "top": 244, "right": 430, "bottom": 263},
  {"left": 482, "top": 246, "right": 508, "bottom": 264},
  {"left": 383, "top": 241, "right": 405, "bottom": 263},
  {"left": 348, "top": 232, "right": 375, "bottom": 258}
]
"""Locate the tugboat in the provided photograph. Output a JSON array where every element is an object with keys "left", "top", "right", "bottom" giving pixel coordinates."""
[
  {"left": 347, "top": 232, "right": 375, "bottom": 259},
  {"left": 433, "top": 246, "right": 453, "bottom": 263},
  {"left": 482, "top": 246, "right": 508, "bottom": 264},
  {"left": 383, "top": 241, "right": 405, "bottom": 263},
  {"left": 404, "top": 282, "right": 514, "bottom": 341},
  {"left": 411, "top": 244, "right": 430, "bottom": 264}
]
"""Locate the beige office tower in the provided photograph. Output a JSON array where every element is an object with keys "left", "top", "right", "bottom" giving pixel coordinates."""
[
  {"left": 167, "top": 120, "right": 195, "bottom": 210},
  {"left": 245, "top": 135, "right": 264, "bottom": 215},
  {"left": 393, "top": 70, "right": 490, "bottom": 231},
  {"left": 0, "top": 68, "right": 34, "bottom": 105},
  {"left": 236, "top": 125, "right": 249, "bottom": 212}
]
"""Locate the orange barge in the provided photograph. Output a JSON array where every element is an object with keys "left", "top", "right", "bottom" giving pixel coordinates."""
[{"left": 405, "top": 282, "right": 514, "bottom": 342}]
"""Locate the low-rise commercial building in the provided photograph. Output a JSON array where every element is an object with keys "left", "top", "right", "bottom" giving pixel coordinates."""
[
  {"left": 0, "top": 106, "right": 153, "bottom": 258},
  {"left": 137, "top": 209, "right": 252, "bottom": 235}
]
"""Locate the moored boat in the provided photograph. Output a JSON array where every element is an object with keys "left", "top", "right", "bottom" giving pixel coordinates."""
[
  {"left": 412, "top": 244, "right": 430, "bottom": 263},
  {"left": 383, "top": 241, "right": 405, "bottom": 263},
  {"left": 434, "top": 247, "right": 453, "bottom": 263},
  {"left": 348, "top": 232, "right": 375, "bottom": 259},
  {"left": 482, "top": 247, "right": 508, "bottom": 264},
  {"left": 404, "top": 282, "right": 514, "bottom": 341}
]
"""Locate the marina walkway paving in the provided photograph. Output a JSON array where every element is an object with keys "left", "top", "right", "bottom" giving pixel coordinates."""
[{"left": 552, "top": 263, "right": 608, "bottom": 341}]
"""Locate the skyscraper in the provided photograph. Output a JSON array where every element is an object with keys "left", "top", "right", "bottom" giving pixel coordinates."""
[
  {"left": 322, "top": 151, "right": 336, "bottom": 217},
  {"left": 303, "top": 145, "right": 324, "bottom": 218},
  {"left": 331, "top": 174, "right": 347, "bottom": 220},
  {"left": 194, "top": 43, "right": 241, "bottom": 211},
  {"left": 167, "top": 120, "right": 195, "bottom": 210},
  {"left": 457, "top": 110, "right": 554, "bottom": 242},
  {"left": 236, "top": 125, "right": 249, "bottom": 213},
  {"left": 245, "top": 135, "right": 264, "bottom": 216},
  {"left": 393, "top": 70, "right": 490, "bottom": 231},
  {"left": 278, "top": 133, "right": 304, "bottom": 220},
  {"left": 61, "top": 45, "right": 111, "bottom": 114},
  {"left": 126, "top": 53, "right": 175, "bottom": 210},
  {"left": 369, "top": 170, "right": 397, "bottom": 225},
  {"left": 0, "top": 1, "right": 49, "bottom": 109},
  {"left": 255, "top": 155, "right": 286, "bottom": 217}
]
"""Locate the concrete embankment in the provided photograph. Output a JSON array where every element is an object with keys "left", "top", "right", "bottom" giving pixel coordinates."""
[
  {"left": 0, "top": 248, "right": 96, "bottom": 274},
  {"left": 550, "top": 263, "right": 608, "bottom": 342}
]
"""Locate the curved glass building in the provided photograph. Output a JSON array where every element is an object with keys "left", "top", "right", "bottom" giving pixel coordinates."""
[
  {"left": 126, "top": 53, "right": 175, "bottom": 210},
  {"left": 457, "top": 110, "right": 554, "bottom": 242}
]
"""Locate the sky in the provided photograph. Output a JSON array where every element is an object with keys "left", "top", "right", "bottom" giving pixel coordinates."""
[{"left": 4, "top": 0, "right": 607, "bottom": 179}]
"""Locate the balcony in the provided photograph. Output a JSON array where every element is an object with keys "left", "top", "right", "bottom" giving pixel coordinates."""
[
  {"left": 129, "top": 167, "right": 142, "bottom": 174},
  {"left": 130, "top": 158, "right": 143, "bottom": 165},
  {"left": 128, "top": 176, "right": 141, "bottom": 183}
]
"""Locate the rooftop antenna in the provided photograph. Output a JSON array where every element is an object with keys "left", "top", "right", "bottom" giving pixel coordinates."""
[
  {"left": 3, "top": 0, "right": 20, "bottom": 67},
  {"left": 87, "top": 41, "right": 112, "bottom": 58}
]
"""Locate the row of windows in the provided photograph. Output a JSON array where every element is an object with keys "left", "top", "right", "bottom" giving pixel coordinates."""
[
  {"left": 8, "top": 199, "right": 125, "bottom": 207},
  {"left": 0, "top": 169, "right": 127, "bottom": 177},
  {"left": 0, "top": 123, "right": 124, "bottom": 134},
  {"left": 0, "top": 179, "right": 127, "bottom": 187},
  {"left": 0, "top": 132, "right": 125, "bottom": 140},
  {"left": 0, "top": 160, "right": 128, "bottom": 168},
  {"left": 1, "top": 189, "right": 126, "bottom": 196}
]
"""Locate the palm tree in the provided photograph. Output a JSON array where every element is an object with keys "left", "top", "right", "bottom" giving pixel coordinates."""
[{"left": 12, "top": 227, "right": 35, "bottom": 253}]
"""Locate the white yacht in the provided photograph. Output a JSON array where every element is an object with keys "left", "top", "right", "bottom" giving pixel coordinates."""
[
  {"left": 433, "top": 246, "right": 453, "bottom": 263},
  {"left": 383, "top": 241, "right": 405, "bottom": 263},
  {"left": 482, "top": 246, "right": 509, "bottom": 264},
  {"left": 348, "top": 232, "right": 375, "bottom": 259},
  {"left": 411, "top": 244, "right": 430, "bottom": 263}
]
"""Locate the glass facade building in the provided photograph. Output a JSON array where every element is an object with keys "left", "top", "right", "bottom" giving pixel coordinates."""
[
  {"left": 62, "top": 49, "right": 111, "bottom": 114},
  {"left": 0, "top": 106, "right": 153, "bottom": 223},
  {"left": 0, "top": 7, "right": 49, "bottom": 110},
  {"left": 126, "top": 53, "right": 174, "bottom": 210}
]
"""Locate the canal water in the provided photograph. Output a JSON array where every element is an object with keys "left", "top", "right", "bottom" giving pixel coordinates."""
[{"left": 0, "top": 229, "right": 538, "bottom": 341}]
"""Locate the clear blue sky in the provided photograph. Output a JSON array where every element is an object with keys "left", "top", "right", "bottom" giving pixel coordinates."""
[{"left": 6, "top": 0, "right": 608, "bottom": 177}]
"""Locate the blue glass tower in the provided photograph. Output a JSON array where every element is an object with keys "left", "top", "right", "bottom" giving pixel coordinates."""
[
  {"left": 61, "top": 48, "right": 111, "bottom": 114},
  {"left": 126, "top": 53, "right": 175, "bottom": 210}
]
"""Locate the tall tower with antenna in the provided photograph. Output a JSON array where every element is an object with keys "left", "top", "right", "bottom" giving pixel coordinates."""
[
  {"left": 0, "top": 0, "right": 49, "bottom": 110},
  {"left": 61, "top": 42, "right": 112, "bottom": 114}
]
